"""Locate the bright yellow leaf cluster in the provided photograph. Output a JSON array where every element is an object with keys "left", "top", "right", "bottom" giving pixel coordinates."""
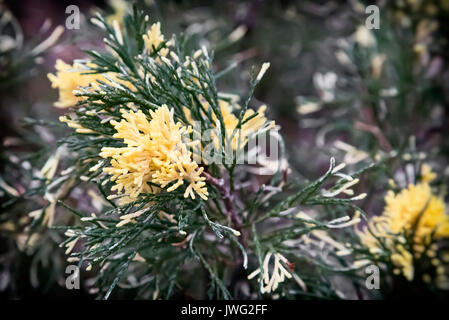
[
  {"left": 47, "top": 60, "right": 107, "bottom": 108},
  {"left": 357, "top": 169, "right": 449, "bottom": 281},
  {"left": 143, "top": 22, "right": 169, "bottom": 57},
  {"left": 48, "top": 59, "right": 134, "bottom": 108},
  {"left": 100, "top": 105, "right": 208, "bottom": 204},
  {"left": 384, "top": 183, "right": 448, "bottom": 242},
  {"left": 220, "top": 101, "right": 272, "bottom": 150},
  {"left": 421, "top": 163, "right": 437, "bottom": 183}
]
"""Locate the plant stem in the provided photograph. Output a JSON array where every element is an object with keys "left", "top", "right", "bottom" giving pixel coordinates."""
[{"left": 203, "top": 171, "right": 247, "bottom": 251}]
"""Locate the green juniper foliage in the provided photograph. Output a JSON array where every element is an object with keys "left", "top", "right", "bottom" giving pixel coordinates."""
[
  {"left": 2, "top": 1, "right": 449, "bottom": 300},
  {"left": 35, "top": 8, "right": 371, "bottom": 299}
]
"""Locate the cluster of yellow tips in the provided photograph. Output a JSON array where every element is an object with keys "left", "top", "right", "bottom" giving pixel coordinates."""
[
  {"left": 220, "top": 102, "right": 272, "bottom": 150},
  {"left": 357, "top": 165, "right": 449, "bottom": 282},
  {"left": 47, "top": 60, "right": 134, "bottom": 109},
  {"left": 99, "top": 105, "right": 208, "bottom": 204},
  {"left": 47, "top": 60, "right": 107, "bottom": 108},
  {"left": 143, "top": 22, "right": 167, "bottom": 55},
  {"left": 49, "top": 17, "right": 273, "bottom": 206},
  {"left": 184, "top": 98, "right": 274, "bottom": 151},
  {"left": 47, "top": 18, "right": 169, "bottom": 112}
]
